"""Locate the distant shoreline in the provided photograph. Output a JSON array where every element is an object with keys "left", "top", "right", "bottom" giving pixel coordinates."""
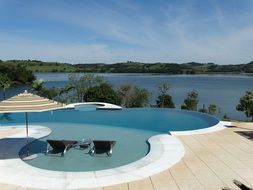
[
  {"left": 35, "top": 72, "right": 253, "bottom": 76},
  {"left": 1, "top": 60, "right": 253, "bottom": 74}
]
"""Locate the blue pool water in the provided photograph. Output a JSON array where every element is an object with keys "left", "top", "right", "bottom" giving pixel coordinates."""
[
  {"left": 0, "top": 108, "right": 219, "bottom": 171},
  {"left": 74, "top": 104, "right": 101, "bottom": 111},
  {"left": 21, "top": 123, "right": 157, "bottom": 171},
  {"left": 0, "top": 108, "right": 219, "bottom": 132}
]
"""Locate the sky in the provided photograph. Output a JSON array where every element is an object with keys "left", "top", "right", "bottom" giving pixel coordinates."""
[{"left": 0, "top": 0, "right": 253, "bottom": 64}]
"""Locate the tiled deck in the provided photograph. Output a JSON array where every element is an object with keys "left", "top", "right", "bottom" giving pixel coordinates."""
[
  {"left": 0, "top": 122, "right": 253, "bottom": 189},
  {"left": 91, "top": 122, "right": 253, "bottom": 190}
]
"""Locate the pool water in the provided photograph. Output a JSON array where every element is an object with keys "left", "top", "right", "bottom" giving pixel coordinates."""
[
  {"left": 20, "top": 123, "right": 157, "bottom": 171},
  {"left": 1, "top": 108, "right": 219, "bottom": 132},
  {"left": 74, "top": 104, "right": 100, "bottom": 111},
  {"left": 0, "top": 108, "right": 219, "bottom": 171}
]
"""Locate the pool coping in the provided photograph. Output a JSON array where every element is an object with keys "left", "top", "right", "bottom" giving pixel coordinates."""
[
  {"left": 170, "top": 121, "right": 231, "bottom": 136},
  {"left": 65, "top": 102, "right": 122, "bottom": 110},
  {"left": 0, "top": 125, "right": 184, "bottom": 189}
]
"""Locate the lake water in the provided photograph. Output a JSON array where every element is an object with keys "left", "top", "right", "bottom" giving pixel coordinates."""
[{"left": 1, "top": 73, "right": 253, "bottom": 120}]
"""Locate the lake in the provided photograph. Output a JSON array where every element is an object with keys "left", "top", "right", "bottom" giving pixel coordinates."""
[{"left": 1, "top": 73, "right": 253, "bottom": 120}]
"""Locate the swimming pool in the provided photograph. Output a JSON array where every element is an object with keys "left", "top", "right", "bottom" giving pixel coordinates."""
[{"left": 0, "top": 108, "right": 219, "bottom": 171}]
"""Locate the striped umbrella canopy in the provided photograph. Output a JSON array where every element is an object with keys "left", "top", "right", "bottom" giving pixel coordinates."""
[{"left": 0, "top": 90, "right": 65, "bottom": 158}]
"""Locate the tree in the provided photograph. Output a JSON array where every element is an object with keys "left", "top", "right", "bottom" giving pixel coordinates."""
[
  {"left": 67, "top": 73, "right": 104, "bottom": 102},
  {"left": 236, "top": 91, "right": 253, "bottom": 121},
  {"left": 84, "top": 83, "right": 120, "bottom": 105},
  {"left": 181, "top": 90, "right": 199, "bottom": 111},
  {"left": 0, "top": 62, "right": 35, "bottom": 85},
  {"left": 222, "top": 114, "right": 230, "bottom": 121},
  {"left": 117, "top": 84, "right": 132, "bottom": 107},
  {"left": 0, "top": 73, "right": 11, "bottom": 100},
  {"left": 157, "top": 95, "right": 175, "bottom": 108},
  {"left": 156, "top": 82, "right": 175, "bottom": 108},
  {"left": 57, "top": 86, "right": 75, "bottom": 103},
  {"left": 208, "top": 104, "right": 217, "bottom": 115},
  {"left": 39, "top": 87, "right": 59, "bottom": 100},
  {"left": 31, "top": 79, "right": 59, "bottom": 100},
  {"left": 198, "top": 104, "right": 207, "bottom": 113},
  {"left": 31, "top": 79, "right": 44, "bottom": 93},
  {"left": 118, "top": 84, "right": 149, "bottom": 108}
]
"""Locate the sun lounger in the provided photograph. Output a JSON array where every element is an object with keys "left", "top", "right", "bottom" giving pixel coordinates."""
[
  {"left": 90, "top": 140, "right": 116, "bottom": 157},
  {"left": 46, "top": 140, "right": 77, "bottom": 156}
]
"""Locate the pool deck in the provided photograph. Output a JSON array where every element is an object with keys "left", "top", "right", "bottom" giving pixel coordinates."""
[{"left": 0, "top": 121, "right": 253, "bottom": 189}]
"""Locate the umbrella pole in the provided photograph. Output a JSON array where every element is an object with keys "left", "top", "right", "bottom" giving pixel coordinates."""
[{"left": 25, "top": 112, "right": 29, "bottom": 156}]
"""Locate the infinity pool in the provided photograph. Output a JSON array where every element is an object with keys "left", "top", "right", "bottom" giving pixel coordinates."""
[{"left": 0, "top": 108, "right": 219, "bottom": 171}]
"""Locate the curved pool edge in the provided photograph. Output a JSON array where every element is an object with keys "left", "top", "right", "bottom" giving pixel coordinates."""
[
  {"left": 65, "top": 102, "right": 122, "bottom": 110},
  {"left": 170, "top": 121, "right": 231, "bottom": 136},
  {"left": 0, "top": 125, "right": 184, "bottom": 189}
]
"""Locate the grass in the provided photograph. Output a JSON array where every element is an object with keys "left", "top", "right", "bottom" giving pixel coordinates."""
[{"left": 27, "top": 65, "right": 78, "bottom": 72}]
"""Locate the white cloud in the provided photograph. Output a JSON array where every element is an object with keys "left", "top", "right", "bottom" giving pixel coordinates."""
[
  {"left": 1, "top": 27, "right": 253, "bottom": 65},
  {"left": 1, "top": 1, "right": 253, "bottom": 64}
]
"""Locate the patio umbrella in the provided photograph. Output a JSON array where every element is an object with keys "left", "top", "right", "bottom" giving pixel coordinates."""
[{"left": 0, "top": 90, "right": 65, "bottom": 159}]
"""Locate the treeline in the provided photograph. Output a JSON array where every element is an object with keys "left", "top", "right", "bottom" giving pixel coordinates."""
[
  {"left": 1, "top": 59, "right": 253, "bottom": 74},
  {"left": 1, "top": 59, "right": 76, "bottom": 73},
  {"left": 29, "top": 73, "right": 253, "bottom": 121},
  {"left": 0, "top": 60, "right": 35, "bottom": 84},
  {"left": 79, "top": 61, "right": 253, "bottom": 74}
]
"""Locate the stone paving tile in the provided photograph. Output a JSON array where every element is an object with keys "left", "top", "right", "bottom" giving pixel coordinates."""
[
  {"left": 178, "top": 137, "right": 204, "bottom": 149},
  {"left": 244, "top": 178, "right": 253, "bottom": 186},
  {"left": 128, "top": 178, "right": 154, "bottom": 190},
  {"left": 195, "top": 176, "right": 225, "bottom": 189},
  {"left": 175, "top": 179, "right": 204, "bottom": 190},
  {"left": 241, "top": 159, "right": 253, "bottom": 169},
  {"left": 104, "top": 183, "right": 128, "bottom": 190},
  {"left": 150, "top": 170, "right": 179, "bottom": 190},
  {"left": 219, "top": 156, "right": 248, "bottom": 169},
  {"left": 211, "top": 168, "right": 242, "bottom": 179},
  {"left": 220, "top": 144, "right": 250, "bottom": 160},
  {"left": 184, "top": 157, "right": 209, "bottom": 171},
  {"left": 169, "top": 162, "right": 195, "bottom": 180},
  {"left": 152, "top": 180, "right": 179, "bottom": 190},
  {"left": 236, "top": 142, "right": 253, "bottom": 153},
  {"left": 233, "top": 169, "right": 253, "bottom": 179},
  {"left": 206, "top": 161, "right": 230, "bottom": 170},
  {"left": 79, "top": 188, "right": 103, "bottom": 190}
]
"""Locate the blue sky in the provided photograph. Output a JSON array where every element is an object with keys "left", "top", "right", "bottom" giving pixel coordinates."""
[{"left": 0, "top": 0, "right": 253, "bottom": 64}]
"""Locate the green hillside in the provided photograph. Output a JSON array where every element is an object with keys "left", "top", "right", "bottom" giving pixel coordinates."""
[{"left": 1, "top": 59, "right": 253, "bottom": 74}]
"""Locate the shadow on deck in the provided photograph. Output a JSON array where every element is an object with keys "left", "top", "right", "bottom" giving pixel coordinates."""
[{"left": 234, "top": 131, "right": 253, "bottom": 141}]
